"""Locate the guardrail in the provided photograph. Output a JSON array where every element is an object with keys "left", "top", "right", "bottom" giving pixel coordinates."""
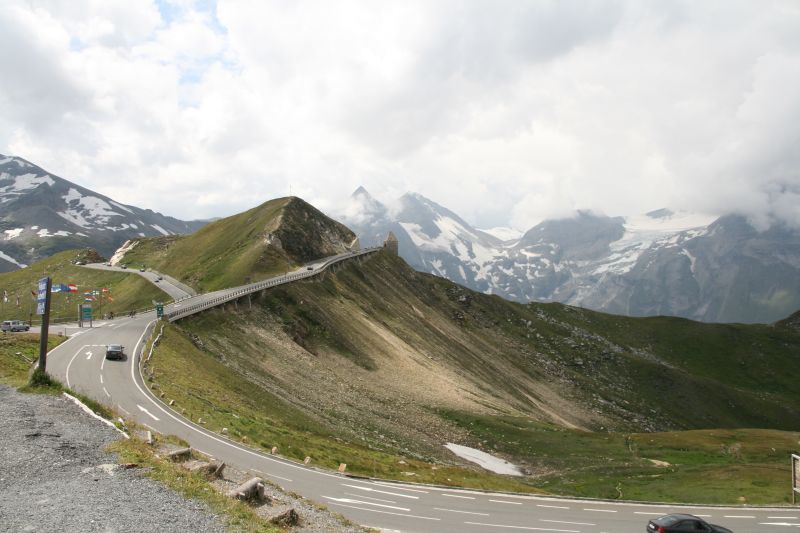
[{"left": 164, "top": 248, "right": 381, "bottom": 322}]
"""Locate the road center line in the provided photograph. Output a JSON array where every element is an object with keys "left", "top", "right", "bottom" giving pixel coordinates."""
[
  {"left": 724, "top": 515, "right": 755, "bottom": 518},
  {"left": 341, "top": 484, "right": 420, "bottom": 500},
  {"left": 99, "top": 374, "right": 103, "bottom": 384},
  {"left": 103, "top": 387, "right": 110, "bottom": 398},
  {"left": 344, "top": 493, "right": 397, "bottom": 504},
  {"left": 326, "top": 502, "right": 440, "bottom": 521},
  {"left": 541, "top": 519, "right": 596, "bottom": 526},
  {"left": 537, "top": 504, "right": 569, "bottom": 510},
  {"left": 443, "top": 493, "right": 476, "bottom": 500},
  {"left": 464, "top": 521, "right": 579, "bottom": 532},
  {"left": 371, "top": 481, "right": 429, "bottom": 493},
  {"left": 489, "top": 499, "right": 523, "bottom": 505},
  {"left": 433, "top": 507, "right": 490, "bottom": 517},
  {"left": 583, "top": 508, "right": 617, "bottom": 513},
  {"left": 323, "top": 496, "right": 410, "bottom": 512}
]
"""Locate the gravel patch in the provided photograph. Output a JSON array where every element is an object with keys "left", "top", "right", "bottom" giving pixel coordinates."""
[{"left": 0, "top": 385, "right": 226, "bottom": 533}]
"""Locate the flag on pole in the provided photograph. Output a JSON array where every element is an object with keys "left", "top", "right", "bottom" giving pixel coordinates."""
[
  {"left": 68, "top": 284, "right": 78, "bottom": 292},
  {"left": 2, "top": 289, "right": 7, "bottom": 303}
]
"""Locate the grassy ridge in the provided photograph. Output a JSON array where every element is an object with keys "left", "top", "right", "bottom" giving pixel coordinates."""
[
  {"left": 440, "top": 411, "right": 799, "bottom": 504},
  {"left": 0, "top": 250, "right": 167, "bottom": 322},
  {"left": 115, "top": 197, "right": 356, "bottom": 292}
]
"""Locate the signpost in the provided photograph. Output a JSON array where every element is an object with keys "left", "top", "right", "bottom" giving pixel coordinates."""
[
  {"left": 36, "top": 277, "right": 52, "bottom": 373},
  {"left": 79, "top": 303, "right": 93, "bottom": 328},
  {"left": 156, "top": 303, "right": 164, "bottom": 319},
  {"left": 793, "top": 454, "right": 800, "bottom": 504}
]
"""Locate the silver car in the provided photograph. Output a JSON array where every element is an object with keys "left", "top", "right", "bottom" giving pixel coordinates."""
[{"left": 1, "top": 320, "right": 30, "bottom": 332}]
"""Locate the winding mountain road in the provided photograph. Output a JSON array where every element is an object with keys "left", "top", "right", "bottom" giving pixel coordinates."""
[{"left": 45, "top": 251, "right": 797, "bottom": 533}]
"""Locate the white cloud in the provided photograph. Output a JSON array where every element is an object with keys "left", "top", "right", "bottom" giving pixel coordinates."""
[{"left": 0, "top": 0, "right": 798, "bottom": 231}]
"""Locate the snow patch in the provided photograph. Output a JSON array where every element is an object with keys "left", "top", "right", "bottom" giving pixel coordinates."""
[
  {"left": 4, "top": 228, "right": 23, "bottom": 240},
  {"left": 57, "top": 210, "right": 91, "bottom": 228},
  {"left": 150, "top": 224, "right": 170, "bottom": 236},
  {"left": 110, "top": 240, "right": 138, "bottom": 265},
  {"left": 0, "top": 251, "right": 26, "bottom": 268},
  {"left": 35, "top": 228, "right": 69, "bottom": 238},
  {"left": 480, "top": 226, "right": 523, "bottom": 241},
  {"left": 62, "top": 188, "right": 124, "bottom": 225},
  {"left": 110, "top": 201, "right": 134, "bottom": 214},
  {"left": 0, "top": 173, "right": 55, "bottom": 193},
  {"left": 444, "top": 443, "right": 522, "bottom": 476}
]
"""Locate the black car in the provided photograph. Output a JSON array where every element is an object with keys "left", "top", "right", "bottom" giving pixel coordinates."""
[
  {"left": 105, "top": 344, "right": 125, "bottom": 360},
  {"left": 647, "top": 514, "right": 732, "bottom": 533}
]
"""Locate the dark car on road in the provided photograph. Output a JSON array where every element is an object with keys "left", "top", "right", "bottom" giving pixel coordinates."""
[
  {"left": 647, "top": 514, "right": 732, "bottom": 532},
  {"left": 105, "top": 344, "right": 125, "bottom": 360}
]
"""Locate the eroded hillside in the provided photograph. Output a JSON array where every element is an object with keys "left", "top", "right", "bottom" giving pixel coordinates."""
[{"left": 154, "top": 252, "right": 800, "bottom": 461}]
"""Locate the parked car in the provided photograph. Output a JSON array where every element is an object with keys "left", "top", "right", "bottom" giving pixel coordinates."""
[
  {"left": 306, "top": 266, "right": 313, "bottom": 270},
  {"left": 139, "top": 267, "right": 146, "bottom": 272},
  {"left": 647, "top": 514, "right": 732, "bottom": 533},
  {"left": 1, "top": 320, "right": 30, "bottom": 332},
  {"left": 105, "top": 344, "right": 125, "bottom": 360},
  {"left": 121, "top": 264, "right": 127, "bottom": 269}
]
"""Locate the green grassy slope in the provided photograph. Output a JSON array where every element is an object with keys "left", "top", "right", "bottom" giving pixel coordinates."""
[
  {"left": 115, "top": 197, "right": 356, "bottom": 292},
  {"left": 0, "top": 249, "right": 167, "bottom": 322},
  {"left": 146, "top": 251, "right": 800, "bottom": 503}
]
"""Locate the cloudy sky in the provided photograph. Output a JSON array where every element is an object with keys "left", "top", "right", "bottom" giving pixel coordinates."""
[{"left": 1, "top": 0, "right": 799, "bottom": 230}]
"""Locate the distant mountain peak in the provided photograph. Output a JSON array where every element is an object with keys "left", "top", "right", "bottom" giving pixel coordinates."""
[
  {"left": 352, "top": 185, "right": 372, "bottom": 198},
  {"left": 0, "top": 154, "right": 206, "bottom": 272}
]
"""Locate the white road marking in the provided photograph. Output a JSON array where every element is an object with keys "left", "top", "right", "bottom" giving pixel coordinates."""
[
  {"left": 538, "top": 504, "right": 570, "bottom": 510},
  {"left": 99, "top": 374, "right": 103, "bottom": 384},
  {"left": 344, "top": 493, "right": 397, "bottom": 504},
  {"left": 489, "top": 499, "right": 523, "bottom": 505},
  {"left": 137, "top": 404, "right": 160, "bottom": 421},
  {"left": 85, "top": 351, "right": 93, "bottom": 360},
  {"left": 323, "top": 496, "right": 410, "bottom": 512},
  {"left": 326, "top": 502, "right": 440, "bottom": 521},
  {"left": 103, "top": 387, "right": 110, "bottom": 398},
  {"left": 443, "top": 493, "right": 476, "bottom": 500},
  {"left": 541, "top": 519, "right": 596, "bottom": 526},
  {"left": 761, "top": 523, "right": 800, "bottom": 527},
  {"left": 433, "top": 507, "right": 490, "bottom": 517},
  {"left": 100, "top": 358, "right": 106, "bottom": 371},
  {"left": 464, "top": 522, "right": 579, "bottom": 532},
  {"left": 117, "top": 405, "right": 130, "bottom": 415},
  {"left": 341, "top": 483, "right": 420, "bottom": 500},
  {"left": 372, "top": 481, "right": 429, "bottom": 493},
  {"left": 724, "top": 515, "right": 755, "bottom": 518},
  {"left": 768, "top": 516, "right": 799, "bottom": 519},
  {"left": 583, "top": 508, "right": 616, "bottom": 513},
  {"left": 65, "top": 345, "right": 89, "bottom": 388}
]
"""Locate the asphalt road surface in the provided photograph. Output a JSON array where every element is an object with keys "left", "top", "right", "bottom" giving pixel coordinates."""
[{"left": 43, "top": 255, "right": 799, "bottom": 533}]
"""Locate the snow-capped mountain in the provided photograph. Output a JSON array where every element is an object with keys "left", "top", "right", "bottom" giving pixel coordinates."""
[
  {"left": 340, "top": 188, "right": 800, "bottom": 324},
  {"left": 0, "top": 154, "right": 206, "bottom": 271}
]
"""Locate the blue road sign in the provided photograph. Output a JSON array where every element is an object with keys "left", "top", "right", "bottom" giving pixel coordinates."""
[{"left": 36, "top": 277, "right": 49, "bottom": 315}]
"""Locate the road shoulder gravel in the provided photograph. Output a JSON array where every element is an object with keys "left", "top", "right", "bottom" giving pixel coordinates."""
[{"left": 0, "top": 384, "right": 226, "bottom": 532}]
